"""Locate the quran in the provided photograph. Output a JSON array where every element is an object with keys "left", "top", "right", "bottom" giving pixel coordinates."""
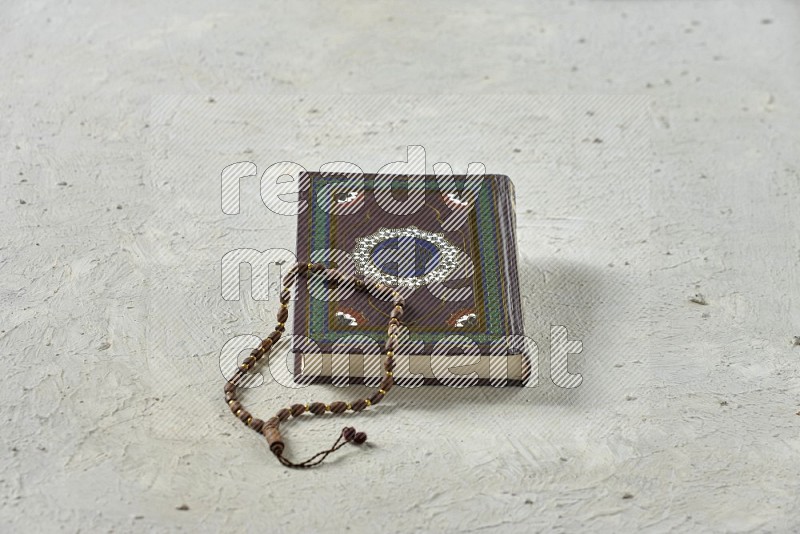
[{"left": 292, "top": 172, "right": 526, "bottom": 387}]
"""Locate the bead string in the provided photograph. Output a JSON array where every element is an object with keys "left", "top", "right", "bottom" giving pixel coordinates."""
[{"left": 223, "top": 261, "right": 405, "bottom": 468}]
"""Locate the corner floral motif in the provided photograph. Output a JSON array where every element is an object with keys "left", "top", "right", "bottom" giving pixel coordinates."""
[
  {"left": 443, "top": 192, "right": 472, "bottom": 210},
  {"left": 334, "top": 190, "right": 363, "bottom": 205},
  {"left": 447, "top": 309, "right": 478, "bottom": 328},
  {"left": 334, "top": 307, "right": 366, "bottom": 328}
]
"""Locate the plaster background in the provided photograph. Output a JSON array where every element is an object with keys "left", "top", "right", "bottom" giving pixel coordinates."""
[{"left": 2, "top": 1, "right": 799, "bottom": 532}]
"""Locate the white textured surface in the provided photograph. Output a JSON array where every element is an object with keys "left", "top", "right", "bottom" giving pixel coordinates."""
[{"left": 2, "top": 1, "right": 799, "bottom": 533}]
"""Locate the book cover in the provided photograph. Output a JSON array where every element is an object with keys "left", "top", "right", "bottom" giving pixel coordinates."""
[{"left": 292, "top": 172, "right": 526, "bottom": 387}]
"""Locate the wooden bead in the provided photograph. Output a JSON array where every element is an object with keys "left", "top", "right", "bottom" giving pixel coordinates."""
[
  {"left": 263, "top": 427, "right": 284, "bottom": 456},
  {"left": 275, "top": 324, "right": 286, "bottom": 333},
  {"left": 250, "top": 418, "right": 265, "bottom": 433},
  {"left": 225, "top": 391, "right": 236, "bottom": 402},
  {"left": 390, "top": 306, "right": 403, "bottom": 319},
  {"left": 309, "top": 402, "right": 326, "bottom": 415},
  {"left": 351, "top": 399, "right": 368, "bottom": 412},
  {"left": 238, "top": 410, "right": 252, "bottom": 423},
  {"left": 264, "top": 417, "right": 280, "bottom": 428},
  {"left": 290, "top": 404, "right": 306, "bottom": 417},
  {"left": 224, "top": 381, "right": 236, "bottom": 393},
  {"left": 329, "top": 401, "right": 347, "bottom": 414},
  {"left": 280, "top": 288, "right": 291, "bottom": 304},
  {"left": 263, "top": 425, "right": 279, "bottom": 439},
  {"left": 277, "top": 408, "right": 291, "bottom": 421},
  {"left": 277, "top": 307, "right": 289, "bottom": 323},
  {"left": 298, "top": 263, "right": 309, "bottom": 274},
  {"left": 270, "top": 441, "right": 284, "bottom": 457},
  {"left": 380, "top": 376, "right": 394, "bottom": 392},
  {"left": 369, "top": 392, "right": 385, "bottom": 405},
  {"left": 228, "top": 401, "right": 242, "bottom": 414},
  {"left": 268, "top": 331, "right": 282, "bottom": 343},
  {"left": 261, "top": 338, "right": 273, "bottom": 351}
]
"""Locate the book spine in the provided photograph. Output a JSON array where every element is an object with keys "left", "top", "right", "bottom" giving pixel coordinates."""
[{"left": 496, "top": 176, "right": 525, "bottom": 346}]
